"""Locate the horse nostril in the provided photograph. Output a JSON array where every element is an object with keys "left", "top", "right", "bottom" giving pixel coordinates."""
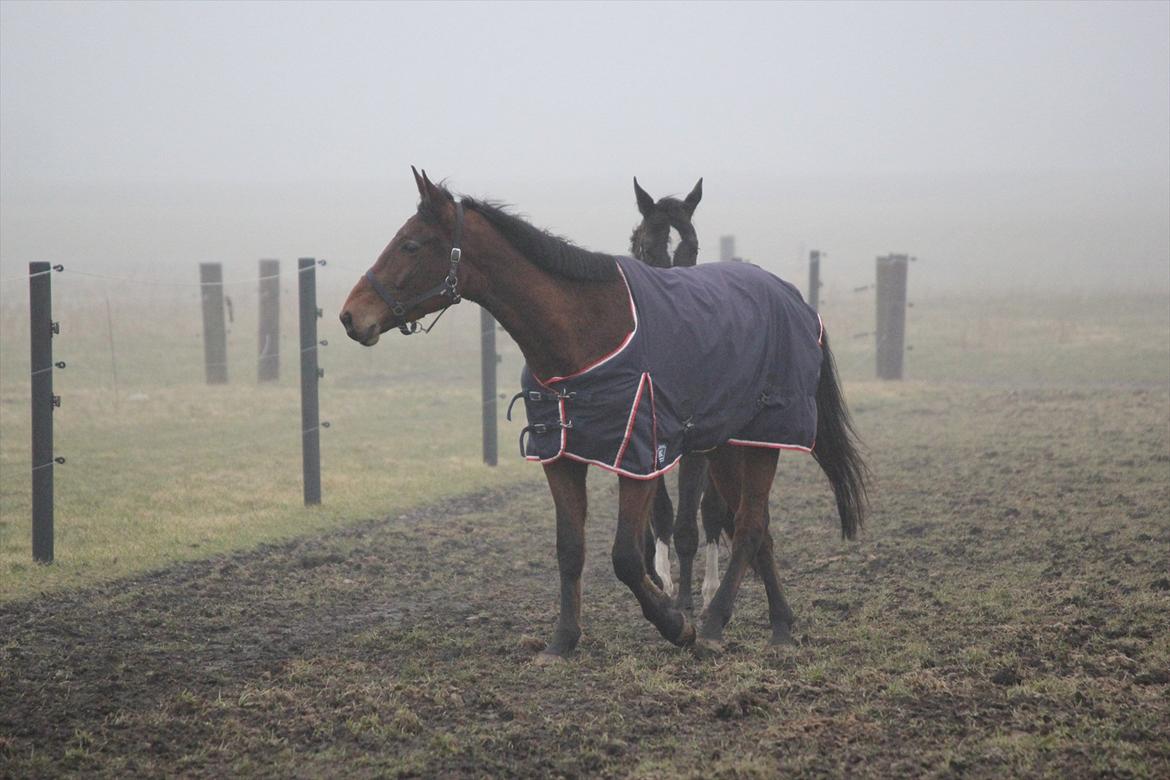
[{"left": 340, "top": 310, "right": 353, "bottom": 330}]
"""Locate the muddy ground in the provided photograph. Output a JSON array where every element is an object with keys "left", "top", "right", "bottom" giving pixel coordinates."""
[{"left": 2, "top": 384, "right": 1168, "bottom": 778}]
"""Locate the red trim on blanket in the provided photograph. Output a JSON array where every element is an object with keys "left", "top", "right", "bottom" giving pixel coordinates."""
[
  {"left": 817, "top": 313, "right": 824, "bottom": 347},
  {"left": 647, "top": 375, "right": 660, "bottom": 467},
  {"left": 538, "top": 263, "right": 638, "bottom": 386},
  {"left": 560, "top": 451, "right": 683, "bottom": 480},
  {"left": 613, "top": 373, "right": 648, "bottom": 469},
  {"left": 726, "top": 438, "right": 814, "bottom": 453}
]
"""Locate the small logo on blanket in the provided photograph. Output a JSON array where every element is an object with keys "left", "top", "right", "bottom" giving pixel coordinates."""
[{"left": 656, "top": 444, "right": 667, "bottom": 466}]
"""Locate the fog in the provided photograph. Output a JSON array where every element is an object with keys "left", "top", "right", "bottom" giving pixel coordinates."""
[{"left": 2, "top": 1, "right": 1168, "bottom": 295}]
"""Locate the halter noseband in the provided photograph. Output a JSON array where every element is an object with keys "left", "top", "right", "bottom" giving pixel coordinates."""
[{"left": 364, "top": 200, "right": 464, "bottom": 335}]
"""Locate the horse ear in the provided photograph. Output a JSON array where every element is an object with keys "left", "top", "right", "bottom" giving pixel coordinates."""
[
  {"left": 412, "top": 165, "right": 428, "bottom": 203},
  {"left": 683, "top": 177, "right": 703, "bottom": 216},
  {"left": 634, "top": 177, "right": 655, "bottom": 217},
  {"left": 414, "top": 167, "right": 451, "bottom": 208}
]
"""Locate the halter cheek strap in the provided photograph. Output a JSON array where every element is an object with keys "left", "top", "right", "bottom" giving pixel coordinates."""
[{"left": 365, "top": 200, "right": 464, "bottom": 336}]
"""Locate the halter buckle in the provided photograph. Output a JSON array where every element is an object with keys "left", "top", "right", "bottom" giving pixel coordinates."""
[{"left": 450, "top": 247, "right": 462, "bottom": 264}]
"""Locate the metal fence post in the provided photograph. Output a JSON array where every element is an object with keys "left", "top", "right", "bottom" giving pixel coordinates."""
[
  {"left": 808, "top": 250, "right": 821, "bottom": 310},
  {"left": 481, "top": 308, "right": 498, "bottom": 466},
  {"left": 298, "top": 258, "right": 322, "bottom": 505},
  {"left": 29, "top": 262, "right": 56, "bottom": 563},
  {"left": 200, "top": 263, "right": 228, "bottom": 384},
  {"left": 875, "top": 254, "right": 909, "bottom": 380},
  {"left": 258, "top": 259, "right": 280, "bottom": 382}
]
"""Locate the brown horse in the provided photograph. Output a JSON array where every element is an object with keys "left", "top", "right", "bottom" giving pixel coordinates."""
[{"left": 341, "top": 169, "right": 869, "bottom": 659}]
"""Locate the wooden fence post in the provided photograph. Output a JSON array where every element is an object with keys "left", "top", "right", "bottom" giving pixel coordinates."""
[
  {"left": 298, "top": 258, "right": 322, "bottom": 505},
  {"left": 481, "top": 309, "right": 498, "bottom": 466},
  {"left": 199, "top": 263, "right": 228, "bottom": 384},
  {"left": 808, "top": 250, "right": 821, "bottom": 310},
  {"left": 29, "top": 262, "right": 57, "bottom": 563},
  {"left": 720, "top": 235, "right": 735, "bottom": 262},
  {"left": 258, "top": 259, "right": 280, "bottom": 382},
  {"left": 875, "top": 254, "right": 909, "bottom": 380}
]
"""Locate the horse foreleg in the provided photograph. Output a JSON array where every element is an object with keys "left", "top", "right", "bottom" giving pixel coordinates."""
[
  {"left": 697, "top": 446, "right": 778, "bottom": 653},
  {"left": 612, "top": 476, "right": 695, "bottom": 647},
  {"left": 699, "top": 474, "right": 732, "bottom": 613},
  {"left": 538, "top": 459, "right": 589, "bottom": 662},
  {"left": 672, "top": 454, "right": 707, "bottom": 611},
  {"left": 649, "top": 478, "right": 674, "bottom": 596}
]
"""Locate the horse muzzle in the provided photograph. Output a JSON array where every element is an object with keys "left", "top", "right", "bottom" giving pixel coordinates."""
[{"left": 340, "top": 310, "right": 381, "bottom": 346}]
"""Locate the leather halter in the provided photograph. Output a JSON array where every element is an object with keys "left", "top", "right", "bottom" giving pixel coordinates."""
[{"left": 364, "top": 200, "right": 464, "bottom": 335}]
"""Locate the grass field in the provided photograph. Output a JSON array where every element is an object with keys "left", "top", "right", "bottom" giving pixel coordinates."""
[
  {"left": 1, "top": 269, "right": 1168, "bottom": 776},
  {"left": 0, "top": 268, "right": 535, "bottom": 599}
]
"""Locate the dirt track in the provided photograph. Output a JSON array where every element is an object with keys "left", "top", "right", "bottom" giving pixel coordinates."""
[{"left": 2, "top": 385, "right": 1169, "bottom": 778}]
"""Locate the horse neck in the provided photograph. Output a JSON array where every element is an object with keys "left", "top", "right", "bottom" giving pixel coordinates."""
[
  {"left": 673, "top": 235, "right": 698, "bottom": 267},
  {"left": 464, "top": 240, "right": 632, "bottom": 382}
]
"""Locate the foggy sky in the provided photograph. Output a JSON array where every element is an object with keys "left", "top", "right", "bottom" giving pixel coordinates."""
[{"left": 2, "top": 1, "right": 1168, "bottom": 294}]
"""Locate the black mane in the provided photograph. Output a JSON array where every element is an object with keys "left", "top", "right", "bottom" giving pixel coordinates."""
[{"left": 422, "top": 188, "right": 620, "bottom": 282}]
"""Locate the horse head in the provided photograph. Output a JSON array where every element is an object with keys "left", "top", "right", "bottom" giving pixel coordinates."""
[
  {"left": 340, "top": 167, "right": 466, "bottom": 345},
  {"left": 629, "top": 177, "right": 703, "bottom": 268}
]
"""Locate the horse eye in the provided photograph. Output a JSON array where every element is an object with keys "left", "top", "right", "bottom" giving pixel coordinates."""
[{"left": 402, "top": 240, "right": 420, "bottom": 254}]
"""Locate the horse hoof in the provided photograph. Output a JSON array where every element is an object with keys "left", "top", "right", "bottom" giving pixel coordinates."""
[
  {"left": 769, "top": 625, "right": 797, "bottom": 646},
  {"left": 692, "top": 637, "right": 724, "bottom": 658},
  {"left": 534, "top": 651, "right": 568, "bottom": 666}
]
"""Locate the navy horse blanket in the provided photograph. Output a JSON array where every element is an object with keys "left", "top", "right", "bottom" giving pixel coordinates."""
[{"left": 517, "top": 256, "right": 824, "bottom": 479}]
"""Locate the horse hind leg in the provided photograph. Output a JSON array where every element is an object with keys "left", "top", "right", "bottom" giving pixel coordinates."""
[
  {"left": 753, "top": 529, "right": 796, "bottom": 645},
  {"left": 696, "top": 446, "right": 778, "bottom": 655}
]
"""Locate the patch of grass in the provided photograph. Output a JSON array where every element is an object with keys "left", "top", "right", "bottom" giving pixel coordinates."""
[{"left": 1, "top": 277, "right": 538, "bottom": 600}]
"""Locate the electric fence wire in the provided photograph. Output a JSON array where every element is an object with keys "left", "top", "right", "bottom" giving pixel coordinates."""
[{"left": 0, "top": 259, "right": 330, "bottom": 290}]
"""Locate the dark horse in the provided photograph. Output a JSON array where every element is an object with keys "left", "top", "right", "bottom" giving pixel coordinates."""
[
  {"left": 628, "top": 177, "right": 733, "bottom": 613},
  {"left": 341, "top": 169, "right": 869, "bottom": 659}
]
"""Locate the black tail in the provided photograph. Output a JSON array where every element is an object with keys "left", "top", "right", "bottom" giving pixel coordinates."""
[{"left": 812, "top": 331, "right": 870, "bottom": 540}]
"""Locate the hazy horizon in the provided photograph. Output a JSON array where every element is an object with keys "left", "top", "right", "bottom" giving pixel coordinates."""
[{"left": 2, "top": 1, "right": 1168, "bottom": 296}]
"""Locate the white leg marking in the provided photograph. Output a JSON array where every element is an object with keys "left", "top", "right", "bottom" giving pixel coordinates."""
[
  {"left": 654, "top": 539, "right": 676, "bottom": 597},
  {"left": 701, "top": 542, "right": 720, "bottom": 611}
]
